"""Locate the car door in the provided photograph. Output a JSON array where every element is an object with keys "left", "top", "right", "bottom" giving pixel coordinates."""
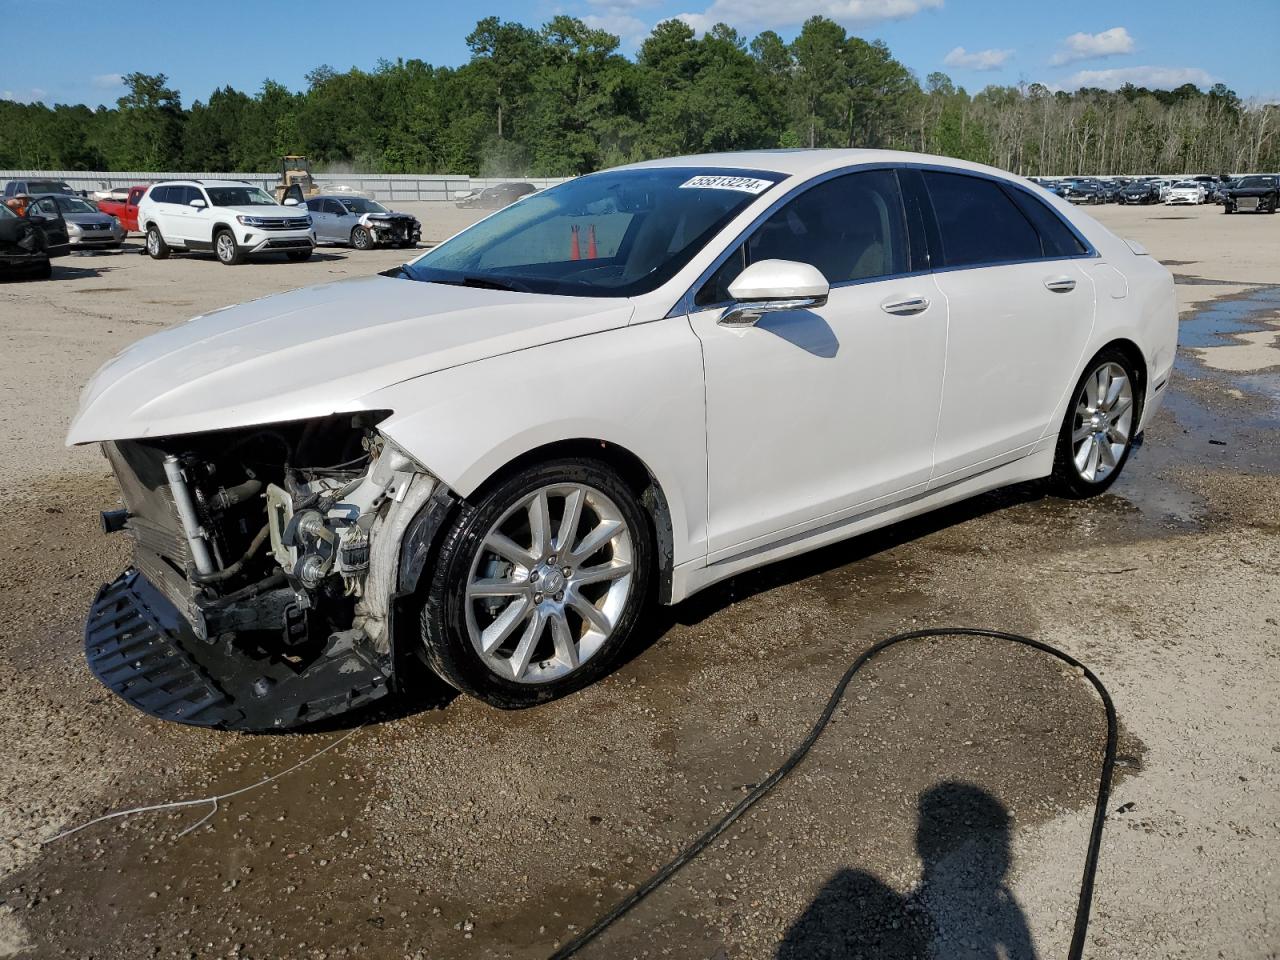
[
  {"left": 916, "top": 169, "right": 1097, "bottom": 487},
  {"left": 152, "top": 186, "right": 184, "bottom": 241},
  {"left": 184, "top": 186, "right": 215, "bottom": 246},
  {"left": 306, "top": 199, "right": 331, "bottom": 241},
  {"left": 26, "top": 196, "right": 71, "bottom": 256},
  {"left": 687, "top": 168, "right": 947, "bottom": 559}
]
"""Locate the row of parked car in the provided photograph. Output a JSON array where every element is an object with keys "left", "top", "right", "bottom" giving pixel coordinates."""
[
  {"left": 0, "top": 177, "right": 434, "bottom": 277},
  {"left": 1028, "top": 173, "right": 1279, "bottom": 213}
]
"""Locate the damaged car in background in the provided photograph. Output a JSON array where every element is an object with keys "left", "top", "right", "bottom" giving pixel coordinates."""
[
  {"left": 1222, "top": 175, "right": 1278, "bottom": 214},
  {"left": 68, "top": 150, "right": 1177, "bottom": 731},
  {"left": 1, "top": 196, "right": 69, "bottom": 279},
  {"left": 305, "top": 195, "right": 421, "bottom": 249}
]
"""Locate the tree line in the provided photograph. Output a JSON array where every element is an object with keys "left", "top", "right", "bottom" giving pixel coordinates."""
[{"left": 2, "top": 15, "right": 1276, "bottom": 177}]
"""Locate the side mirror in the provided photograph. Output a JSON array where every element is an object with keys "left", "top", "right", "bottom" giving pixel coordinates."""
[
  {"left": 283, "top": 197, "right": 299, "bottom": 206},
  {"left": 189, "top": 198, "right": 206, "bottom": 209},
  {"left": 719, "top": 259, "right": 830, "bottom": 327}
]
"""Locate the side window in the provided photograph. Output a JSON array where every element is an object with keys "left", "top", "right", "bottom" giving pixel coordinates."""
[
  {"left": 179, "top": 186, "right": 201, "bottom": 206},
  {"left": 327, "top": 200, "right": 345, "bottom": 215},
  {"left": 31, "top": 198, "right": 58, "bottom": 218},
  {"left": 1007, "top": 188, "right": 1088, "bottom": 258},
  {"left": 150, "top": 186, "right": 171, "bottom": 204},
  {"left": 922, "top": 171, "right": 1042, "bottom": 268},
  {"left": 694, "top": 169, "right": 910, "bottom": 306}
]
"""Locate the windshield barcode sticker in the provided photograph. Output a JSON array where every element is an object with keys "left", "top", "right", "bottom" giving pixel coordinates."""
[{"left": 679, "top": 175, "right": 774, "bottom": 195}]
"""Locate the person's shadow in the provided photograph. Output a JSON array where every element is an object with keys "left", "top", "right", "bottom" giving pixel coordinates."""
[{"left": 776, "top": 782, "right": 1037, "bottom": 960}]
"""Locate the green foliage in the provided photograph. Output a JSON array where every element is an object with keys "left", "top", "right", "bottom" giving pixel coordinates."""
[{"left": 2, "top": 18, "right": 1275, "bottom": 176}]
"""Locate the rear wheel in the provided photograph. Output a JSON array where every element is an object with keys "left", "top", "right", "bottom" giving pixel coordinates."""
[
  {"left": 145, "top": 225, "right": 170, "bottom": 259},
  {"left": 1050, "top": 349, "right": 1142, "bottom": 498},
  {"left": 350, "top": 226, "right": 372, "bottom": 250},
  {"left": 215, "top": 229, "right": 244, "bottom": 265},
  {"left": 420, "top": 459, "right": 652, "bottom": 708}
]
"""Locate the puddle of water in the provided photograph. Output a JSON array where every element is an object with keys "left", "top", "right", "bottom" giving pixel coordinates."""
[{"left": 1177, "top": 285, "right": 1280, "bottom": 349}]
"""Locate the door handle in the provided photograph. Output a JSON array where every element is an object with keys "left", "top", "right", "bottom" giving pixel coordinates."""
[
  {"left": 880, "top": 296, "right": 930, "bottom": 316},
  {"left": 1044, "top": 276, "right": 1076, "bottom": 293}
]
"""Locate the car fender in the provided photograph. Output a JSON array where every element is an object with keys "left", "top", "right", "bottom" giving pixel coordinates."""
[{"left": 362, "top": 318, "right": 709, "bottom": 568}]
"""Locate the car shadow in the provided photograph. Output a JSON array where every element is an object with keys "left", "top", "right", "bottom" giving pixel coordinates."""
[
  {"left": 178, "top": 250, "right": 350, "bottom": 264},
  {"left": 315, "top": 479, "right": 1051, "bottom": 732},
  {"left": 644, "top": 479, "right": 1048, "bottom": 642},
  {"left": 776, "top": 782, "right": 1037, "bottom": 960}
]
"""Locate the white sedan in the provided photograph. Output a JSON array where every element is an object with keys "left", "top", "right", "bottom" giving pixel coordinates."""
[
  {"left": 68, "top": 150, "right": 1177, "bottom": 728},
  {"left": 1165, "top": 181, "right": 1206, "bottom": 205}
]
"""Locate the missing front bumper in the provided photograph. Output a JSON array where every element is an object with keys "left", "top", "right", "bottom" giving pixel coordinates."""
[{"left": 85, "top": 569, "right": 392, "bottom": 730}]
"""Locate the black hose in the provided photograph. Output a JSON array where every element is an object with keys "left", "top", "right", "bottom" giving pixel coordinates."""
[
  {"left": 550, "top": 627, "right": 1116, "bottom": 960},
  {"left": 190, "top": 524, "right": 270, "bottom": 584}
]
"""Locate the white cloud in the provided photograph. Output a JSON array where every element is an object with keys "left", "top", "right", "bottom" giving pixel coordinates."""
[
  {"left": 582, "top": 11, "right": 650, "bottom": 45},
  {"left": 674, "top": 0, "right": 943, "bottom": 34},
  {"left": 1, "top": 87, "right": 47, "bottom": 104},
  {"left": 942, "top": 46, "right": 1013, "bottom": 71},
  {"left": 91, "top": 73, "right": 125, "bottom": 89},
  {"left": 1050, "top": 27, "right": 1134, "bottom": 66},
  {"left": 1067, "top": 65, "right": 1215, "bottom": 90}
]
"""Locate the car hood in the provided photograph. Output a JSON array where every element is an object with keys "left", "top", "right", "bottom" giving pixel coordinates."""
[
  {"left": 66, "top": 275, "right": 634, "bottom": 445},
  {"left": 225, "top": 205, "right": 303, "bottom": 217},
  {"left": 66, "top": 212, "right": 117, "bottom": 226}
]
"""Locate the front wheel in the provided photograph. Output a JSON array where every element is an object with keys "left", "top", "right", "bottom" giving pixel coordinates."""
[
  {"left": 215, "top": 229, "right": 244, "bottom": 265},
  {"left": 420, "top": 460, "right": 652, "bottom": 708},
  {"left": 350, "top": 226, "right": 372, "bottom": 250},
  {"left": 1050, "top": 350, "right": 1142, "bottom": 498}
]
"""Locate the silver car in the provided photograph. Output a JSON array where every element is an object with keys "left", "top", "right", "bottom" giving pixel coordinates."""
[
  {"left": 304, "top": 195, "right": 421, "bottom": 249},
  {"left": 30, "top": 194, "right": 126, "bottom": 249}
]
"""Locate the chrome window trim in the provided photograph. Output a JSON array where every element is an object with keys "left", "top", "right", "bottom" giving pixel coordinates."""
[{"left": 669, "top": 160, "right": 1099, "bottom": 318}]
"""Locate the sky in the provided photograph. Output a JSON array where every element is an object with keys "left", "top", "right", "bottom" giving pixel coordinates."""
[{"left": 1, "top": 0, "right": 1274, "bottom": 107}]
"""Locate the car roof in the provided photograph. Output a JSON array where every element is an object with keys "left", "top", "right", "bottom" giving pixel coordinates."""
[
  {"left": 615, "top": 148, "right": 1037, "bottom": 184},
  {"left": 152, "top": 179, "right": 256, "bottom": 188}
]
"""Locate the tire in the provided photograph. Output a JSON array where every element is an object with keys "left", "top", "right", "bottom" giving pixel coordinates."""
[
  {"left": 350, "top": 226, "right": 372, "bottom": 250},
  {"left": 286, "top": 249, "right": 313, "bottom": 262},
  {"left": 145, "top": 225, "right": 170, "bottom": 259},
  {"left": 1050, "top": 348, "right": 1142, "bottom": 499},
  {"left": 420, "top": 458, "right": 653, "bottom": 708},
  {"left": 214, "top": 229, "right": 244, "bottom": 265}
]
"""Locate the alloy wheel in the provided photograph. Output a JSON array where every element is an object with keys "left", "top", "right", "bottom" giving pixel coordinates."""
[
  {"left": 1071, "top": 361, "right": 1134, "bottom": 484},
  {"left": 216, "top": 233, "right": 237, "bottom": 263},
  {"left": 465, "top": 483, "right": 634, "bottom": 684}
]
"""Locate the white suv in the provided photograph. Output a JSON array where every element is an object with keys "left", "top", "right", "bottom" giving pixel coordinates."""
[{"left": 138, "top": 180, "right": 315, "bottom": 265}]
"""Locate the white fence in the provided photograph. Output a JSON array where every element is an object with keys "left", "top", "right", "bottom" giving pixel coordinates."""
[{"left": 0, "top": 170, "right": 571, "bottom": 202}]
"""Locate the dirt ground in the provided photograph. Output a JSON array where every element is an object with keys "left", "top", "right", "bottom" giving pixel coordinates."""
[{"left": 0, "top": 200, "right": 1277, "bottom": 960}]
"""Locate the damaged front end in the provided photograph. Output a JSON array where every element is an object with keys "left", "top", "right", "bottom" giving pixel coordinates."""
[
  {"left": 87, "top": 413, "right": 442, "bottom": 730},
  {"left": 360, "top": 211, "right": 421, "bottom": 246}
]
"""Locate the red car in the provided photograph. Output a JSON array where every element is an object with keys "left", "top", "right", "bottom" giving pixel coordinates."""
[{"left": 96, "top": 185, "right": 148, "bottom": 233}]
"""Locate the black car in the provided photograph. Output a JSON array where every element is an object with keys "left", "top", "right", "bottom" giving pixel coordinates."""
[
  {"left": 1222, "top": 175, "right": 1278, "bottom": 214},
  {"left": 0, "top": 201, "right": 67, "bottom": 279},
  {"left": 1117, "top": 180, "right": 1162, "bottom": 205},
  {"left": 455, "top": 182, "right": 538, "bottom": 209},
  {"left": 1059, "top": 179, "right": 1104, "bottom": 204}
]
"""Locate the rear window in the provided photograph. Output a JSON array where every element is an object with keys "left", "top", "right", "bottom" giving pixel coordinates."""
[
  {"left": 923, "top": 171, "right": 1043, "bottom": 268},
  {"left": 1006, "top": 188, "right": 1088, "bottom": 258}
]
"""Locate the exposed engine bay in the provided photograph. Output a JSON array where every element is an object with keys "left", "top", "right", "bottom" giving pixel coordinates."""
[
  {"left": 360, "top": 211, "right": 421, "bottom": 246},
  {"left": 89, "top": 414, "right": 444, "bottom": 729}
]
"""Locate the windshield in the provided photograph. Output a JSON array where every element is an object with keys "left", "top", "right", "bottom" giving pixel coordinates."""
[
  {"left": 205, "top": 186, "right": 277, "bottom": 207},
  {"left": 404, "top": 167, "right": 782, "bottom": 298},
  {"left": 56, "top": 196, "right": 99, "bottom": 214},
  {"left": 339, "top": 198, "right": 388, "bottom": 214},
  {"left": 1237, "top": 176, "right": 1272, "bottom": 188},
  {"left": 28, "top": 180, "right": 73, "bottom": 194}
]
